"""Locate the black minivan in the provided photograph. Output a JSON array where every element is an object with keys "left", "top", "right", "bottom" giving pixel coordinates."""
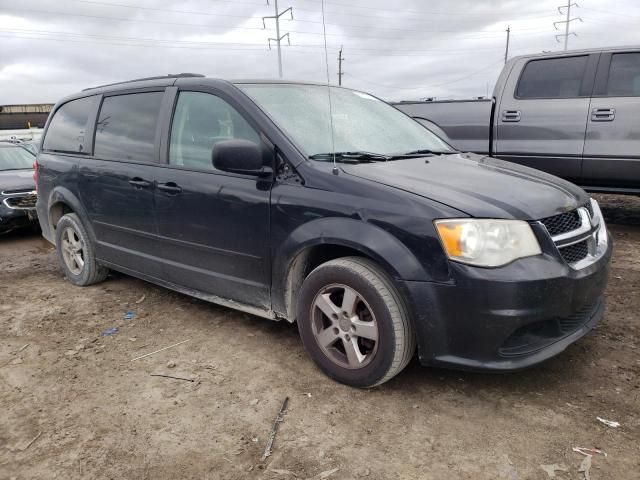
[{"left": 36, "top": 74, "right": 612, "bottom": 387}]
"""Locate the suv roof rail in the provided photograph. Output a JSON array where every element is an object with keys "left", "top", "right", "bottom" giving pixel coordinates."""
[{"left": 82, "top": 73, "right": 205, "bottom": 91}]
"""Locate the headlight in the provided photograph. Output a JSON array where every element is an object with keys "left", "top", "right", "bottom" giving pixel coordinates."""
[{"left": 434, "top": 219, "right": 542, "bottom": 267}]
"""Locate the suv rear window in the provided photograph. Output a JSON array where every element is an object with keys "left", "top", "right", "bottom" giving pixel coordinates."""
[
  {"left": 516, "top": 56, "right": 588, "bottom": 99},
  {"left": 94, "top": 92, "right": 164, "bottom": 162},
  {"left": 43, "top": 96, "right": 95, "bottom": 154},
  {"left": 606, "top": 52, "right": 640, "bottom": 96}
]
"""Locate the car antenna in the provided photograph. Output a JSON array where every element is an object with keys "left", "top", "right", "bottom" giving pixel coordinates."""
[{"left": 320, "top": 0, "right": 338, "bottom": 175}]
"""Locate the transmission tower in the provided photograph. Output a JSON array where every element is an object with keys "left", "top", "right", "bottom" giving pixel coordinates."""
[
  {"left": 338, "top": 46, "right": 345, "bottom": 86},
  {"left": 263, "top": 0, "right": 293, "bottom": 78},
  {"left": 554, "top": 1, "right": 582, "bottom": 51}
]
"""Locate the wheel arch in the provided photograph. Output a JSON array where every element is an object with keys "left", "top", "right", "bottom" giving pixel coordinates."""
[
  {"left": 47, "top": 187, "right": 96, "bottom": 243},
  {"left": 272, "top": 217, "right": 429, "bottom": 321}
]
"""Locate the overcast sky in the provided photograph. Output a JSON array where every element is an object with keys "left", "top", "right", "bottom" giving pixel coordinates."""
[{"left": 0, "top": 0, "right": 638, "bottom": 104}]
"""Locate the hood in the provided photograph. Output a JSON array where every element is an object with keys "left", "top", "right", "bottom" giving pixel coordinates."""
[
  {"left": 342, "top": 153, "right": 589, "bottom": 220},
  {"left": 0, "top": 169, "right": 36, "bottom": 193}
]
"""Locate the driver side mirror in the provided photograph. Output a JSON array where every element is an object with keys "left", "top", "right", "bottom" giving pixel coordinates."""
[{"left": 212, "top": 139, "right": 270, "bottom": 176}]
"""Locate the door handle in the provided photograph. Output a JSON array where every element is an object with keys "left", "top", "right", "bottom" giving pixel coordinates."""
[
  {"left": 591, "top": 108, "right": 615, "bottom": 121},
  {"left": 157, "top": 182, "right": 182, "bottom": 194},
  {"left": 128, "top": 178, "right": 151, "bottom": 188},
  {"left": 501, "top": 110, "right": 521, "bottom": 122}
]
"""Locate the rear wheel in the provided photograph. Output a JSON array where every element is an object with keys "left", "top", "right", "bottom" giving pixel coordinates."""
[
  {"left": 297, "top": 257, "right": 415, "bottom": 387},
  {"left": 55, "top": 213, "right": 108, "bottom": 286}
]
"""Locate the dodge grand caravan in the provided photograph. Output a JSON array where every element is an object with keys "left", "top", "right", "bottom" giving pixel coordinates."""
[{"left": 36, "top": 74, "right": 612, "bottom": 387}]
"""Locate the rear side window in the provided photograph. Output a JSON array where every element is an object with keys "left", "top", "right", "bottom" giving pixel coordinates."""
[
  {"left": 169, "top": 91, "right": 260, "bottom": 171},
  {"left": 516, "top": 56, "right": 588, "bottom": 99},
  {"left": 94, "top": 92, "right": 164, "bottom": 162},
  {"left": 606, "top": 53, "right": 640, "bottom": 96},
  {"left": 43, "top": 96, "right": 95, "bottom": 153}
]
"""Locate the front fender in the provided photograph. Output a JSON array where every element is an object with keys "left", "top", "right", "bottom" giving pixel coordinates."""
[{"left": 271, "top": 217, "right": 432, "bottom": 318}]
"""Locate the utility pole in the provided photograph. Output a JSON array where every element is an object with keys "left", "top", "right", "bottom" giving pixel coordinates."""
[
  {"left": 337, "top": 45, "right": 344, "bottom": 86},
  {"left": 504, "top": 26, "right": 510, "bottom": 64},
  {"left": 554, "top": 1, "right": 582, "bottom": 51},
  {"left": 263, "top": 0, "right": 293, "bottom": 78}
]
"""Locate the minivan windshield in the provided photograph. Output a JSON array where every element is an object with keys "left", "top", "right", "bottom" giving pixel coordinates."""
[
  {"left": 0, "top": 145, "right": 35, "bottom": 171},
  {"left": 238, "top": 84, "right": 454, "bottom": 160}
]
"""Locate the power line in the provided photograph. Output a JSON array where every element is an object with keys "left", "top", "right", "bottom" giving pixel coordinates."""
[
  {"left": 71, "top": 0, "right": 265, "bottom": 21},
  {"left": 73, "top": 0, "right": 560, "bottom": 22},
  {"left": 72, "top": 0, "right": 552, "bottom": 19},
  {"left": 9, "top": 2, "right": 556, "bottom": 36},
  {"left": 75, "top": 0, "right": 267, "bottom": 8},
  {"left": 72, "top": 0, "right": 559, "bottom": 25},
  {"left": 0, "top": 33, "right": 293, "bottom": 52},
  {"left": 581, "top": 16, "right": 640, "bottom": 27},
  {"left": 2, "top": 7, "right": 272, "bottom": 32},
  {"left": 0, "top": 28, "right": 517, "bottom": 53},
  {"left": 554, "top": 1, "right": 582, "bottom": 50},
  {"left": 298, "top": 0, "right": 551, "bottom": 18},
  {"left": 3, "top": 7, "right": 554, "bottom": 41},
  {"left": 1, "top": 30, "right": 519, "bottom": 58},
  {"left": 579, "top": 6, "right": 640, "bottom": 19},
  {"left": 345, "top": 58, "right": 504, "bottom": 91}
]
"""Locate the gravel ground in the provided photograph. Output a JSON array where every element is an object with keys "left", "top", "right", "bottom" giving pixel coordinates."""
[{"left": 1, "top": 194, "right": 639, "bottom": 480}]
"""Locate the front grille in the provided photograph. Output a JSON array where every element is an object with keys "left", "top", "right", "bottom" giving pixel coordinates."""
[
  {"left": 538, "top": 203, "right": 596, "bottom": 267},
  {"left": 559, "top": 240, "right": 589, "bottom": 264},
  {"left": 499, "top": 300, "right": 600, "bottom": 357},
  {"left": 540, "top": 210, "right": 582, "bottom": 236},
  {"left": 5, "top": 194, "right": 37, "bottom": 209}
]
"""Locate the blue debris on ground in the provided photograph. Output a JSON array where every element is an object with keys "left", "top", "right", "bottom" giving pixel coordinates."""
[{"left": 101, "top": 327, "right": 119, "bottom": 336}]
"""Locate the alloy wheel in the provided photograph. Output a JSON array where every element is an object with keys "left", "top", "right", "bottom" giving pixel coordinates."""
[
  {"left": 61, "top": 227, "right": 85, "bottom": 275},
  {"left": 310, "top": 283, "right": 379, "bottom": 369}
]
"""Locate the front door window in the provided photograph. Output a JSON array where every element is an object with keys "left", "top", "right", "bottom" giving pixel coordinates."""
[{"left": 169, "top": 92, "right": 260, "bottom": 171}]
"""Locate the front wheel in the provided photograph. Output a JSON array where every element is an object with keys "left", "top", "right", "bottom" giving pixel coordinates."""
[
  {"left": 55, "top": 213, "right": 108, "bottom": 286},
  {"left": 297, "top": 257, "right": 415, "bottom": 388}
]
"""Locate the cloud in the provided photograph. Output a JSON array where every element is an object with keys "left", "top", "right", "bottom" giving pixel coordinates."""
[{"left": 0, "top": 0, "right": 636, "bottom": 104}]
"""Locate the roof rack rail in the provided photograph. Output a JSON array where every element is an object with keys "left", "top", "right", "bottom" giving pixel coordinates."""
[{"left": 82, "top": 73, "right": 205, "bottom": 91}]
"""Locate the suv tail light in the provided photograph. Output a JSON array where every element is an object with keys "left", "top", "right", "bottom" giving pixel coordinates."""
[{"left": 33, "top": 161, "right": 39, "bottom": 190}]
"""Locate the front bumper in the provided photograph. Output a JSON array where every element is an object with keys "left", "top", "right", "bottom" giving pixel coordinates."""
[
  {"left": 400, "top": 234, "right": 612, "bottom": 371},
  {"left": 0, "top": 204, "right": 38, "bottom": 234}
]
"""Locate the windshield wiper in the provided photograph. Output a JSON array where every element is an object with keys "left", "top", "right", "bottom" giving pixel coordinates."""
[
  {"left": 400, "top": 149, "right": 455, "bottom": 156},
  {"left": 308, "top": 151, "right": 392, "bottom": 162}
]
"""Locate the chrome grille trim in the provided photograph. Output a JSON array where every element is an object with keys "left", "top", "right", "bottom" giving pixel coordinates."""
[
  {"left": 2, "top": 190, "right": 37, "bottom": 210},
  {"left": 550, "top": 208, "right": 594, "bottom": 245},
  {"left": 538, "top": 199, "right": 608, "bottom": 270},
  {"left": 1, "top": 188, "right": 35, "bottom": 196}
]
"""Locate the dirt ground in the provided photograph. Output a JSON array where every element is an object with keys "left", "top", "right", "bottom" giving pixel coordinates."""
[{"left": 1, "top": 194, "right": 639, "bottom": 480}]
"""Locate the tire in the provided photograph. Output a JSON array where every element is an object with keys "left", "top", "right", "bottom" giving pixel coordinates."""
[
  {"left": 297, "top": 257, "right": 415, "bottom": 388},
  {"left": 55, "top": 213, "right": 108, "bottom": 286}
]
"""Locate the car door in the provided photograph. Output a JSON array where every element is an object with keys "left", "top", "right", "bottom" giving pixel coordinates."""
[
  {"left": 153, "top": 88, "right": 272, "bottom": 309},
  {"left": 583, "top": 50, "right": 640, "bottom": 190},
  {"left": 496, "top": 54, "right": 598, "bottom": 181},
  {"left": 78, "top": 89, "right": 168, "bottom": 278}
]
